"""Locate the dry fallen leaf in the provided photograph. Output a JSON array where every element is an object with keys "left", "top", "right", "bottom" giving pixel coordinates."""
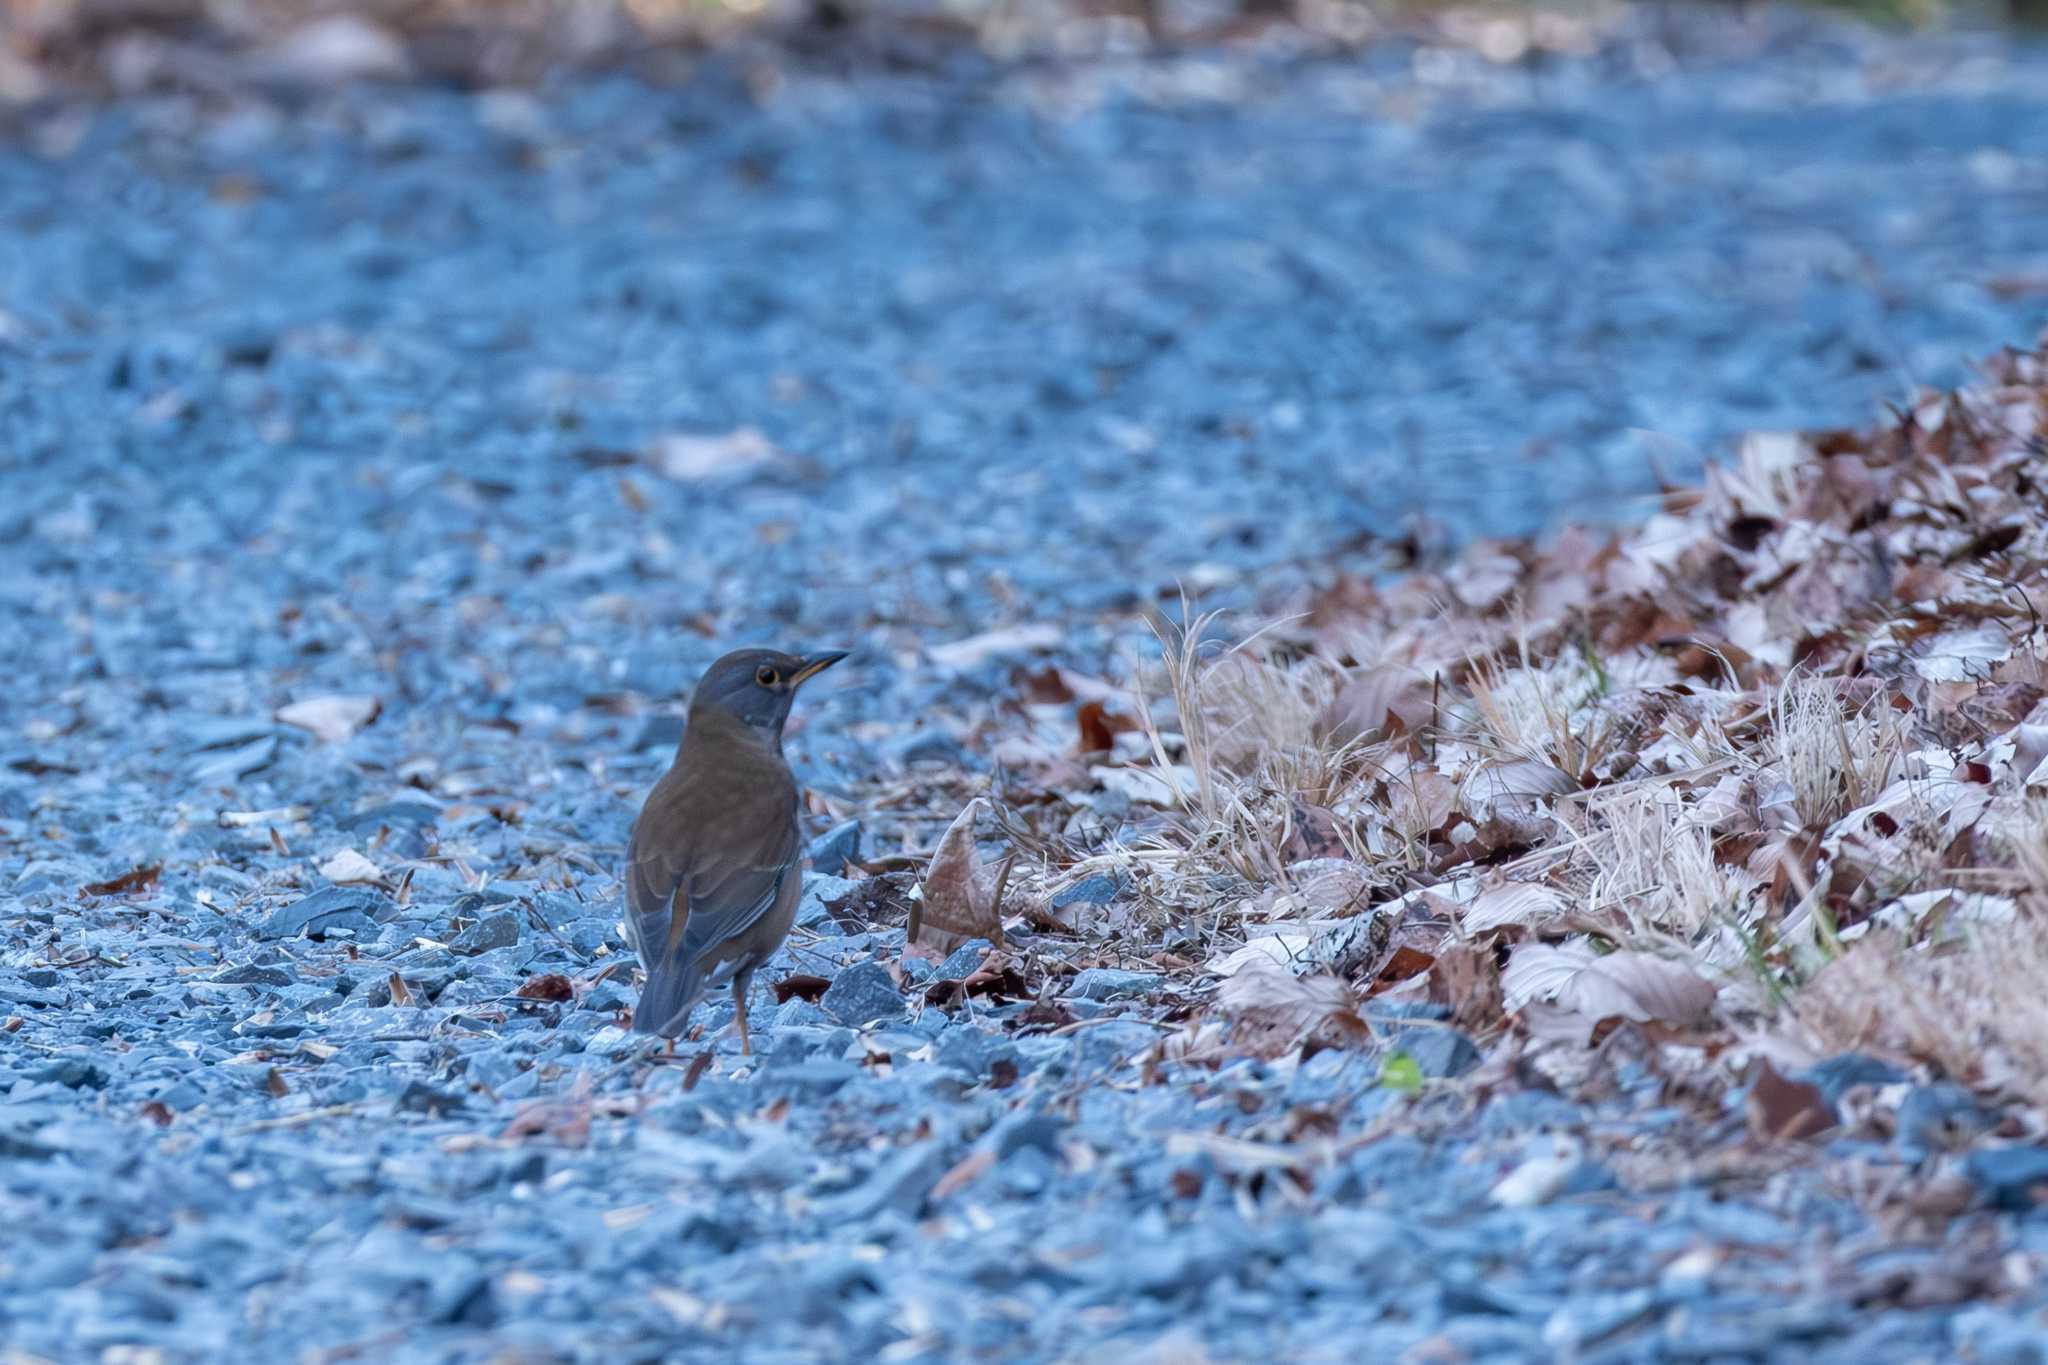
[
  {"left": 81, "top": 864, "right": 161, "bottom": 898},
  {"left": 1462, "top": 758, "right": 1577, "bottom": 828},
  {"left": 771, "top": 974, "right": 832, "bottom": 1004},
  {"left": 1913, "top": 624, "right": 2012, "bottom": 683},
  {"left": 1250, "top": 859, "right": 1374, "bottom": 921},
  {"left": 1462, "top": 881, "right": 1568, "bottom": 934},
  {"left": 1316, "top": 667, "right": 1435, "bottom": 748},
  {"left": 1076, "top": 699, "right": 1136, "bottom": 753},
  {"left": 276, "top": 694, "right": 380, "bottom": 744},
  {"left": 515, "top": 974, "right": 575, "bottom": 1003},
  {"left": 1502, "top": 941, "right": 1717, "bottom": 1034},
  {"left": 1431, "top": 938, "right": 1505, "bottom": 1032},
  {"left": 318, "top": 849, "right": 382, "bottom": 885},
  {"left": 1745, "top": 1059, "right": 1836, "bottom": 1142},
  {"left": 1216, "top": 956, "right": 1371, "bottom": 1058},
  {"left": 1381, "top": 762, "right": 1458, "bottom": 840},
  {"left": 908, "top": 799, "right": 1008, "bottom": 956}
]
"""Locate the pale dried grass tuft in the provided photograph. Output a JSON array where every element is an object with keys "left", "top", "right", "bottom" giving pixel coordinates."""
[
  {"left": 1791, "top": 923, "right": 2048, "bottom": 1108},
  {"left": 1579, "top": 785, "right": 1758, "bottom": 947},
  {"left": 1767, "top": 673, "right": 1907, "bottom": 828}
]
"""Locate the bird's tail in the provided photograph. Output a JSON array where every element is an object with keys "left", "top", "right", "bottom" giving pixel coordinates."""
[{"left": 632, "top": 957, "right": 706, "bottom": 1039}]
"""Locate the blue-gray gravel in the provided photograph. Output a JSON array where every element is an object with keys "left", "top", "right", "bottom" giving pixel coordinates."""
[{"left": 5, "top": 20, "right": 2048, "bottom": 1363}]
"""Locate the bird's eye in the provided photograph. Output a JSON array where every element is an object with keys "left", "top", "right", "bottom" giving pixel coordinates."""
[{"left": 755, "top": 665, "right": 780, "bottom": 687}]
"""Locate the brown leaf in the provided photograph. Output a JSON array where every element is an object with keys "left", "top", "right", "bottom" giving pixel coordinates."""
[
  {"left": 81, "top": 864, "right": 161, "bottom": 898},
  {"left": 1381, "top": 763, "right": 1457, "bottom": 840},
  {"left": 1317, "top": 667, "right": 1434, "bottom": 748},
  {"left": 1745, "top": 1059, "right": 1836, "bottom": 1142},
  {"left": 926, "top": 954, "right": 1028, "bottom": 1007},
  {"left": 909, "top": 799, "right": 1007, "bottom": 955},
  {"left": 1217, "top": 957, "right": 1372, "bottom": 1059},
  {"left": 1367, "top": 945, "right": 1436, "bottom": 995},
  {"left": 501, "top": 1079, "right": 595, "bottom": 1147},
  {"left": 515, "top": 973, "right": 575, "bottom": 1003},
  {"left": 772, "top": 974, "right": 832, "bottom": 1004},
  {"left": 1075, "top": 700, "right": 1134, "bottom": 754},
  {"left": 1432, "top": 939, "right": 1505, "bottom": 1032}
]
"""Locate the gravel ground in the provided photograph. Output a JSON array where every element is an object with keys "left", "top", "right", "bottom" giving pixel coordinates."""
[{"left": 6, "top": 18, "right": 2048, "bottom": 1363}]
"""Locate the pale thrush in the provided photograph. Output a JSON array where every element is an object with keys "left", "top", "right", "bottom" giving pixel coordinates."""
[{"left": 625, "top": 647, "right": 846, "bottom": 1051}]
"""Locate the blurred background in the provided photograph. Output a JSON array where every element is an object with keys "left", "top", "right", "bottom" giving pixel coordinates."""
[
  {"left": 1, "top": 0, "right": 2046, "bottom": 672},
  {"left": 4, "top": 0, "right": 2048, "bottom": 100}
]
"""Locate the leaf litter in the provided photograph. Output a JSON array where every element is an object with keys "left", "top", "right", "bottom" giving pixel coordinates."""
[{"left": 835, "top": 331, "right": 2048, "bottom": 1180}]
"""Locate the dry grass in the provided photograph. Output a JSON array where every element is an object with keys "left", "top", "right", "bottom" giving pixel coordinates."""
[
  {"left": 1792, "top": 923, "right": 2048, "bottom": 1107},
  {"left": 1766, "top": 673, "right": 1908, "bottom": 829}
]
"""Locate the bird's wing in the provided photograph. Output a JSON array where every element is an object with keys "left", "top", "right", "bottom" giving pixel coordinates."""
[
  {"left": 623, "top": 760, "right": 799, "bottom": 1034},
  {"left": 667, "top": 800, "right": 800, "bottom": 975}
]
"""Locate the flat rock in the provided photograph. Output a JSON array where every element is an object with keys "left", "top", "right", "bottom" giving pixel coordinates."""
[
  {"left": 819, "top": 961, "right": 905, "bottom": 1027},
  {"left": 1963, "top": 1146, "right": 2048, "bottom": 1211},
  {"left": 451, "top": 912, "right": 521, "bottom": 955},
  {"left": 258, "top": 886, "right": 386, "bottom": 940},
  {"left": 1402, "top": 1028, "right": 1483, "bottom": 1079},
  {"left": 806, "top": 820, "right": 862, "bottom": 877}
]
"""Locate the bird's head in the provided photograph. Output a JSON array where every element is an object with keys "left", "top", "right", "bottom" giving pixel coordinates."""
[{"left": 687, "top": 647, "right": 848, "bottom": 737}]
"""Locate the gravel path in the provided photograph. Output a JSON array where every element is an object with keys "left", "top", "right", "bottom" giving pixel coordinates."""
[{"left": 5, "top": 21, "right": 2048, "bottom": 1363}]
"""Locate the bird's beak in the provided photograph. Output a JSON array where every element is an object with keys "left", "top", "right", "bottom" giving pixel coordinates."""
[{"left": 790, "top": 651, "right": 849, "bottom": 687}]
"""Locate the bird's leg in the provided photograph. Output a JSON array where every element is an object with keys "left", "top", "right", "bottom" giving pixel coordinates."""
[{"left": 733, "top": 970, "right": 754, "bottom": 1056}]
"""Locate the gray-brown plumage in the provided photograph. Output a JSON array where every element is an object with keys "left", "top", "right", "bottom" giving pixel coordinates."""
[{"left": 625, "top": 647, "right": 846, "bottom": 1051}]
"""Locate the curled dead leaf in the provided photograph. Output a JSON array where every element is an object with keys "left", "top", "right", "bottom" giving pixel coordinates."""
[
  {"left": 515, "top": 973, "right": 576, "bottom": 1003},
  {"left": 81, "top": 864, "right": 161, "bottom": 898},
  {"left": 909, "top": 799, "right": 1008, "bottom": 955},
  {"left": 771, "top": 974, "right": 832, "bottom": 1004}
]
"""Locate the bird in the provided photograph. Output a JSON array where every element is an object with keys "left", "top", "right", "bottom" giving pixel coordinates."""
[{"left": 624, "top": 647, "right": 846, "bottom": 1053}]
